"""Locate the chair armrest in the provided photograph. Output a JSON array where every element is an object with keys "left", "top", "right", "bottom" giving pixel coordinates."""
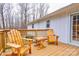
[
  {"left": 7, "top": 43, "right": 21, "bottom": 48},
  {"left": 23, "top": 38, "right": 33, "bottom": 41},
  {"left": 54, "top": 35, "right": 59, "bottom": 37},
  {"left": 23, "top": 38, "right": 27, "bottom": 40},
  {"left": 49, "top": 34, "right": 59, "bottom": 38}
]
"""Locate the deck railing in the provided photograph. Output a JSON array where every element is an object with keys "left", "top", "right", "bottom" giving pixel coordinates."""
[{"left": 0, "top": 28, "right": 53, "bottom": 51}]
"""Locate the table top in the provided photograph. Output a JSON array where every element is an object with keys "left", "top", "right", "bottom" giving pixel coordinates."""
[{"left": 35, "top": 37, "right": 47, "bottom": 41}]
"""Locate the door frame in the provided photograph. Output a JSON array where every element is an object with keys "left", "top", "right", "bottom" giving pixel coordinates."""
[{"left": 70, "top": 13, "right": 79, "bottom": 46}]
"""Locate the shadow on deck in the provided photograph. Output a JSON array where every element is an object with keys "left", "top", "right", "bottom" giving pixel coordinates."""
[{"left": 27, "top": 42, "right": 79, "bottom": 56}]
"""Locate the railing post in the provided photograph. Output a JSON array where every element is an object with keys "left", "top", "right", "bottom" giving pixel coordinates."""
[
  {"left": 35, "top": 29, "right": 37, "bottom": 37},
  {"left": 2, "top": 31, "right": 6, "bottom": 52},
  {"left": 0, "top": 30, "right": 5, "bottom": 52}
]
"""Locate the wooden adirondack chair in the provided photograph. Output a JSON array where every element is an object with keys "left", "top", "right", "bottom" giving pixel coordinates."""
[
  {"left": 7, "top": 29, "right": 32, "bottom": 56},
  {"left": 47, "top": 29, "right": 59, "bottom": 45}
]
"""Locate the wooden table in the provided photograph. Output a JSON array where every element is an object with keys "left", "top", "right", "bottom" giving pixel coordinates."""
[{"left": 35, "top": 37, "right": 47, "bottom": 50}]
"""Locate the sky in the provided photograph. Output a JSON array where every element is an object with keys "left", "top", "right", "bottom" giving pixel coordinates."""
[
  {"left": 48, "top": 3, "right": 72, "bottom": 13},
  {"left": 12, "top": 3, "right": 72, "bottom": 14},
  {"left": 11, "top": 3, "right": 72, "bottom": 15}
]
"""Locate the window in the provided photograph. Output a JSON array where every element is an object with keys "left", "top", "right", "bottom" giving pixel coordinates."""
[
  {"left": 46, "top": 20, "right": 50, "bottom": 28},
  {"left": 77, "top": 15, "right": 79, "bottom": 24},
  {"left": 32, "top": 24, "right": 34, "bottom": 28},
  {"left": 73, "top": 16, "right": 76, "bottom": 20},
  {"left": 77, "top": 15, "right": 79, "bottom": 19},
  {"left": 72, "top": 14, "right": 79, "bottom": 41}
]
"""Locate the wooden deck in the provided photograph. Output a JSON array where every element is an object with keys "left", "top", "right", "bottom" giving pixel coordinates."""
[
  {"left": 0, "top": 29, "right": 79, "bottom": 56},
  {"left": 27, "top": 42, "right": 79, "bottom": 56},
  {"left": 1, "top": 42, "right": 79, "bottom": 56}
]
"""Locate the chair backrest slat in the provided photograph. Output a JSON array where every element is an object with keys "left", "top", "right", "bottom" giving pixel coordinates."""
[
  {"left": 7, "top": 29, "right": 24, "bottom": 46},
  {"left": 47, "top": 29, "right": 54, "bottom": 36},
  {"left": 47, "top": 29, "right": 55, "bottom": 41},
  {"left": 16, "top": 31, "right": 24, "bottom": 46}
]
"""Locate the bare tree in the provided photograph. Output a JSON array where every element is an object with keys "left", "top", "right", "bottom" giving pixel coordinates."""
[
  {"left": 0, "top": 3, "right": 5, "bottom": 29},
  {"left": 3, "top": 3, "right": 13, "bottom": 29},
  {"left": 0, "top": 3, "right": 49, "bottom": 29},
  {"left": 32, "top": 4, "right": 36, "bottom": 20},
  {"left": 19, "top": 3, "right": 30, "bottom": 29},
  {"left": 39, "top": 3, "right": 49, "bottom": 17},
  {"left": 29, "top": 3, "right": 49, "bottom": 21},
  {"left": 43, "top": 3, "right": 49, "bottom": 16},
  {"left": 19, "top": 3, "right": 26, "bottom": 28}
]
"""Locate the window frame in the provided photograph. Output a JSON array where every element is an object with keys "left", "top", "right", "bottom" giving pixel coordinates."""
[{"left": 46, "top": 20, "right": 50, "bottom": 28}]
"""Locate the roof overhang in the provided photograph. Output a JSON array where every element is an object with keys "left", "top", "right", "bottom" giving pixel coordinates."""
[{"left": 27, "top": 3, "right": 79, "bottom": 25}]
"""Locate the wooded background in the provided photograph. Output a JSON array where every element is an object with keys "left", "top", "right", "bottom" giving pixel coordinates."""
[{"left": 0, "top": 3, "right": 49, "bottom": 29}]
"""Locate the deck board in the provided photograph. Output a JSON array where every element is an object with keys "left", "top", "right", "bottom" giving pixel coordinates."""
[
  {"left": 50, "top": 45, "right": 70, "bottom": 56},
  {"left": 2, "top": 42, "right": 79, "bottom": 56},
  {"left": 57, "top": 46, "right": 75, "bottom": 56},
  {"left": 28, "top": 42, "right": 79, "bottom": 56}
]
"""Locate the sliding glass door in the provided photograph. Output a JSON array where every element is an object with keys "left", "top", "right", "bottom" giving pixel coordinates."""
[{"left": 72, "top": 14, "right": 79, "bottom": 44}]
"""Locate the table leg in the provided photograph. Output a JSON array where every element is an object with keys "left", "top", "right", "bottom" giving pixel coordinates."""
[
  {"left": 28, "top": 40, "right": 32, "bottom": 54},
  {"left": 37, "top": 40, "right": 45, "bottom": 50}
]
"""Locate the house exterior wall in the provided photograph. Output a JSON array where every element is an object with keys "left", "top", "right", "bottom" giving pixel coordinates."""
[
  {"left": 38, "top": 22, "right": 46, "bottom": 29},
  {"left": 27, "top": 4, "right": 79, "bottom": 45},
  {"left": 27, "top": 25, "right": 32, "bottom": 29},
  {"left": 27, "top": 14, "right": 71, "bottom": 44},
  {"left": 50, "top": 14, "right": 71, "bottom": 43},
  {"left": 27, "top": 21, "right": 46, "bottom": 29}
]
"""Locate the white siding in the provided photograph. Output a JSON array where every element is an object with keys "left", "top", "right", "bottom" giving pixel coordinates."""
[
  {"left": 38, "top": 22, "right": 46, "bottom": 29},
  {"left": 50, "top": 15, "right": 71, "bottom": 43},
  {"left": 27, "top": 25, "right": 32, "bottom": 29},
  {"left": 27, "top": 14, "right": 71, "bottom": 44},
  {"left": 34, "top": 23, "right": 39, "bottom": 29},
  {"left": 27, "top": 21, "right": 46, "bottom": 29}
]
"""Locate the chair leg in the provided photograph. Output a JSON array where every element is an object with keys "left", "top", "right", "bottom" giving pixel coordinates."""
[
  {"left": 29, "top": 48, "right": 31, "bottom": 54},
  {"left": 56, "top": 41, "right": 58, "bottom": 45},
  {"left": 29, "top": 43, "right": 32, "bottom": 54},
  {"left": 56, "top": 36, "right": 58, "bottom": 45}
]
